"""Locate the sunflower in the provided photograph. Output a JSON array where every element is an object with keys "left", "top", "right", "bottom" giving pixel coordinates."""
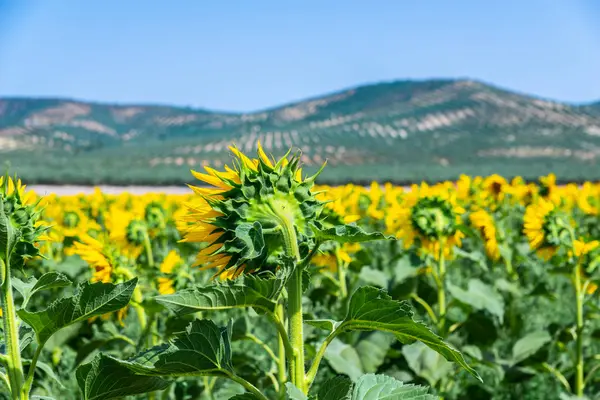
[
  {"left": 0, "top": 176, "right": 48, "bottom": 266},
  {"left": 523, "top": 199, "right": 572, "bottom": 260},
  {"left": 72, "top": 234, "right": 114, "bottom": 283},
  {"left": 156, "top": 250, "right": 183, "bottom": 295},
  {"left": 312, "top": 242, "right": 360, "bottom": 272},
  {"left": 481, "top": 174, "right": 508, "bottom": 207},
  {"left": 469, "top": 209, "right": 500, "bottom": 261},
  {"left": 577, "top": 182, "right": 600, "bottom": 215},
  {"left": 316, "top": 184, "right": 361, "bottom": 225},
  {"left": 179, "top": 141, "right": 324, "bottom": 280},
  {"left": 389, "top": 183, "right": 465, "bottom": 259},
  {"left": 538, "top": 173, "right": 560, "bottom": 204}
]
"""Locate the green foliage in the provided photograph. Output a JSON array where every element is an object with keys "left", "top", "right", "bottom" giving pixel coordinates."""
[
  {"left": 76, "top": 354, "right": 170, "bottom": 400},
  {"left": 309, "top": 286, "right": 481, "bottom": 381},
  {"left": 156, "top": 273, "right": 285, "bottom": 315},
  {"left": 18, "top": 279, "right": 138, "bottom": 345}
]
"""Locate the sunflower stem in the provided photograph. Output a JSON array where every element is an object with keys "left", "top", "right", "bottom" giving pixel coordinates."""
[
  {"left": 1, "top": 256, "right": 26, "bottom": 400},
  {"left": 436, "top": 238, "right": 447, "bottom": 336},
  {"left": 504, "top": 255, "right": 517, "bottom": 280},
  {"left": 278, "top": 214, "right": 306, "bottom": 394},
  {"left": 336, "top": 251, "right": 348, "bottom": 300},
  {"left": 574, "top": 258, "right": 585, "bottom": 397},
  {"left": 275, "top": 303, "right": 287, "bottom": 398},
  {"left": 143, "top": 231, "right": 154, "bottom": 268}
]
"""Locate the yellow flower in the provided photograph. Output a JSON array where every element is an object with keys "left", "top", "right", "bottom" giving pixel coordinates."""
[
  {"left": 523, "top": 199, "right": 572, "bottom": 260},
  {"left": 0, "top": 176, "right": 36, "bottom": 205},
  {"left": 538, "top": 173, "right": 560, "bottom": 203},
  {"left": 160, "top": 250, "right": 182, "bottom": 274},
  {"left": 572, "top": 239, "right": 599, "bottom": 258},
  {"left": 578, "top": 182, "right": 600, "bottom": 215},
  {"left": 157, "top": 277, "right": 175, "bottom": 295},
  {"left": 483, "top": 174, "right": 508, "bottom": 203},
  {"left": 72, "top": 234, "right": 113, "bottom": 283},
  {"left": 388, "top": 183, "right": 464, "bottom": 259},
  {"left": 469, "top": 210, "right": 500, "bottom": 261}
]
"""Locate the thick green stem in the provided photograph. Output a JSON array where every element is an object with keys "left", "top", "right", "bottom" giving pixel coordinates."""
[
  {"left": 436, "top": 239, "right": 447, "bottom": 335},
  {"left": 288, "top": 261, "right": 306, "bottom": 393},
  {"left": 21, "top": 346, "right": 43, "bottom": 397},
  {"left": 279, "top": 216, "right": 306, "bottom": 393},
  {"left": 143, "top": 232, "right": 154, "bottom": 268},
  {"left": 336, "top": 251, "right": 348, "bottom": 299},
  {"left": 574, "top": 262, "right": 585, "bottom": 397},
  {"left": 1, "top": 258, "right": 26, "bottom": 400},
  {"left": 275, "top": 304, "right": 287, "bottom": 397},
  {"left": 504, "top": 256, "right": 517, "bottom": 280},
  {"left": 306, "top": 331, "right": 338, "bottom": 386},
  {"left": 203, "top": 377, "right": 215, "bottom": 400}
]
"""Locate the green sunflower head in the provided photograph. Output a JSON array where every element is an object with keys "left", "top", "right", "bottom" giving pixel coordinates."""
[
  {"left": 542, "top": 209, "right": 573, "bottom": 248},
  {"left": 0, "top": 176, "right": 47, "bottom": 271},
  {"left": 126, "top": 219, "right": 149, "bottom": 245},
  {"left": 184, "top": 143, "right": 326, "bottom": 279},
  {"left": 63, "top": 209, "right": 81, "bottom": 229},
  {"left": 145, "top": 202, "right": 167, "bottom": 230},
  {"left": 411, "top": 196, "right": 458, "bottom": 240}
]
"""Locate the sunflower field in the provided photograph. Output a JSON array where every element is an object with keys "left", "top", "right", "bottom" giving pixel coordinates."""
[{"left": 1, "top": 144, "right": 600, "bottom": 400}]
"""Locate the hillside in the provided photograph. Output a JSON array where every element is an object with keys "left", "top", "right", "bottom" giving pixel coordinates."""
[{"left": 2, "top": 79, "right": 600, "bottom": 184}]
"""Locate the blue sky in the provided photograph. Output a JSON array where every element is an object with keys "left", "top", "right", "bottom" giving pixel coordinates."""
[{"left": 1, "top": 0, "right": 599, "bottom": 112}]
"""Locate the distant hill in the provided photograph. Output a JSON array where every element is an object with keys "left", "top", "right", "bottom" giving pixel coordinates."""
[{"left": 2, "top": 79, "right": 600, "bottom": 185}]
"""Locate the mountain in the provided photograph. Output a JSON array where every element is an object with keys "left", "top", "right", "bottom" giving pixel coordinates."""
[{"left": 2, "top": 79, "right": 600, "bottom": 185}]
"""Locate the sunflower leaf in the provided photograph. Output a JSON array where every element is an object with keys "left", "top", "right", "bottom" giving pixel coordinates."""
[
  {"left": 76, "top": 320, "right": 236, "bottom": 399},
  {"left": 13, "top": 272, "right": 71, "bottom": 307},
  {"left": 448, "top": 279, "right": 504, "bottom": 323},
  {"left": 317, "top": 286, "right": 481, "bottom": 382},
  {"left": 18, "top": 278, "right": 137, "bottom": 345},
  {"left": 351, "top": 373, "right": 436, "bottom": 400},
  {"left": 314, "top": 223, "right": 394, "bottom": 244},
  {"left": 318, "top": 376, "right": 353, "bottom": 400},
  {"left": 76, "top": 354, "right": 170, "bottom": 400},
  {"left": 156, "top": 274, "right": 284, "bottom": 315}
]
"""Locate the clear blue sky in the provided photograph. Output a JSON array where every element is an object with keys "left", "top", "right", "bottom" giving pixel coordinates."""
[{"left": 1, "top": 0, "right": 599, "bottom": 112}]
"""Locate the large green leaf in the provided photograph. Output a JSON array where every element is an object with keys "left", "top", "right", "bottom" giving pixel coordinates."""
[
  {"left": 76, "top": 354, "right": 170, "bottom": 400},
  {"left": 511, "top": 331, "right": 552, "bottom": 365},
  {"left": 324, "top": 338, "right": 364, "bottom": 381},
  {"left": 324, "top": 333, "right": 395, "bottom": 380},
  {"left": 448, "top": 279, "right": 504, "bottom": 323},
  {"left": 127, "top": 319, "right": 234, "bottom": 376},
  {"left": 22, "top": 359, "right": 64, "bottom": 388},
  {"left": 156, "top": 274, "right": 284, "bottom": 315},
  {"left": 318, "top": 374, "right": 435, "bottom": 400},
  {"left": 286, "top": 383, "right": 308, "bottom": 400},
  {"left": 13, "top": 271, "right": 71, "bottom": 306},
  {"left": 401, "top": 341, "right": 452, "bottom": 387},
  {"left": 18, "top": 278, "right": 137, "bottom": 344},
  {"left": 351, "top": 374, "right": 436, "bottom": 400},
  {"left": 317, "top": 376, "right": 352, "bottom": 400},
  {"left": 313, "top": 286, "right": 480, "bottom": 382},
  {"left": 77, "top": 320, "right": 241, "bottom": 399},
  {"left": 314, "top": 224, "right": 394, "bottom": 244}
]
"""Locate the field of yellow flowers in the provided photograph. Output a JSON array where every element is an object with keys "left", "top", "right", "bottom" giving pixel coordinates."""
[{"left": 1, "top": 145, "right": 600, "bottom": 399}]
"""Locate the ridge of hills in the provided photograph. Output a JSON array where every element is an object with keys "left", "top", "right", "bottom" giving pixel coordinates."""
[{"left": 2, "top": 78, "right": 600, "bottom": 185}]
